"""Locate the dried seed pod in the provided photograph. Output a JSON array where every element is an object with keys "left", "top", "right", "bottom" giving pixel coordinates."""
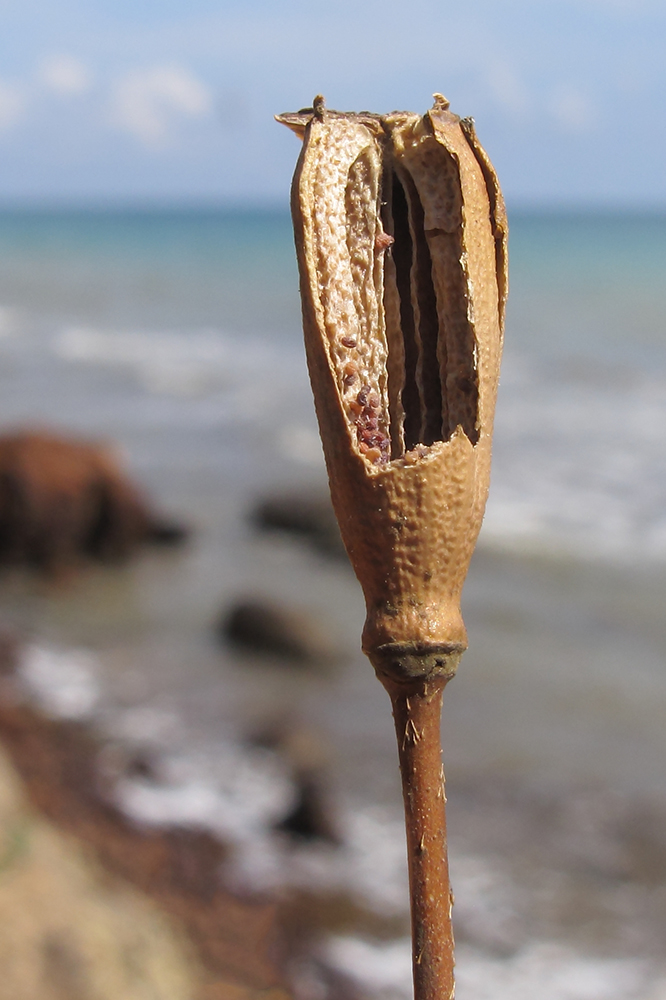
[{"left": 277, "top": 96, "right": 506, "bottom": 686}]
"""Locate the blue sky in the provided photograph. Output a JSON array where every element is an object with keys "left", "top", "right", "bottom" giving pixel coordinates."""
[{"left": 1, "top": 0, "right": 665, "bottom": 206}]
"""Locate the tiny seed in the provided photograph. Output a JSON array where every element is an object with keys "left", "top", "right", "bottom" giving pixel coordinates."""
[
  {"left": 341, "top": 336, "right": 357, "bottom": 348},
  {"left": 368, "top": 392, "right": 380, "bottom": 409},
  {"left": 365, "top": 447, "right": 382, "bottom": 463},
  {"left": 374, "top": 231, "right": 395, "bottom": 253},
  {"left": 349, "top": 400, "right": 363, "bottom": 416},
  {"left": 342, "top": 362, "right": 358, "bottom": 387},
  {"left": 357, "top": 386, "right": 370, "bottom": 406}
]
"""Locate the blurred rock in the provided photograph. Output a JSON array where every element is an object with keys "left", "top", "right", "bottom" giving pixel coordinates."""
[
  {"left": 250, "top": 725, "right": 340, "bottom": 845},
  {"left": 0, "top": 430, "right": 188, "bottom": 573},
  {"left": 250, "top": 493, "right": 346, "bottom": 560},
  {"left": 95, "top": 743, "right": 162, "bottom": 795},
  {"left": 275, "top": 772, "right": 340, "bottom": 845},
  {"left": 0, "top": 631, "right": 18, "bottom": 677},
  {"left": 220, "top": 599, "right": 335, "bottom": 666}
]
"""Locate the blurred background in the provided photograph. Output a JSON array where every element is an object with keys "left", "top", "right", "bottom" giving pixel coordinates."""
[{"left": 0, "top": 1, "right": 666, "bottom": 998}]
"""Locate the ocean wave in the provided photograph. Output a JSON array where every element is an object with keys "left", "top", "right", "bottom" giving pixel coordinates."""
[
  {"left": 0, "top": 305, "right": 20, "bottom": 338},
  {"left": 54, "top": 324, "right": 299, "bottom": 399},
  {"left": 481, "top": 351, "right": 666, "bottom": 564},
  {"left": 49, "top": 322, "right": 666, "bottom": 564}
]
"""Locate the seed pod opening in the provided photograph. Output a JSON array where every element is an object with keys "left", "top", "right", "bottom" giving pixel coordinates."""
[{"left": 278, "top": 96, "right": 507, "bottom": 684}]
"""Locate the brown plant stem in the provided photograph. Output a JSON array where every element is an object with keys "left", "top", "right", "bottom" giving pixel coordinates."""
[{"left": 382, "top": 674, "right": 454, "bottom": 1000}]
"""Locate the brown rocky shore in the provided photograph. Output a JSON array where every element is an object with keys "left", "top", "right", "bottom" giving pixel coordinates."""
[{"left": 0, "top": 694, "right": 291, "bottom": 1000}]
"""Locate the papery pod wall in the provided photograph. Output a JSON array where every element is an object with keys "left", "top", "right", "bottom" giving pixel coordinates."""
[{"left": 279, "top": 96, "right": 507, "bottom": 683}]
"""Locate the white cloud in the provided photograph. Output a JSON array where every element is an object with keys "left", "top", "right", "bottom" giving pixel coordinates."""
[
  {"left": 485, "top": 61, "right": 532, "bottom": 119},
  {"left": 40, "top": 55, "right": 91, "bottom": 95},
  {"left": 577, "top": 0, "right": 660, "bottom": 12},
  {"left": 110, "top": 66, "right": 213, "bottom": 146},
  {"left": 550, "top": 85, "right": 595, "bottom": 132},
  {"left": 0, "top": 81, "right": 25, "bottom": 131}
]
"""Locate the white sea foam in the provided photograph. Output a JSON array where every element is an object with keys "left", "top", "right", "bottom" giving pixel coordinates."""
[
  {"left": 114, "top": 741, "right": 294, "bottom": 841},
  {"left": 18, "top": 643, "right": 100, "bottom": 719},
  {"left": 321, "top": 936, "right": 412, "bottom": 999},
  {"left": 448, "top": 854, "right": 522, "bottom": 953},
  {"left": 115, "top": 745, "right": 411, "bottom": 909},
  {"left": 455, "top": 942, "right": 652, "bottom": 1000},
  {"left": 481, "top": 351, "right": 666, "bottom": 564},
  {"left": 253, "top": 805, "right": 410, "bottom": 912},
  {"left": 54, "top": 324, "right": 297, "bottom": 402},
  {"left": 316, "top": 936, "right": 657, "bottom": 1000}
]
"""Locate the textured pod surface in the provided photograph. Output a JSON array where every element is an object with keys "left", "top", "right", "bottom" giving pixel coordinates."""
[{"left": 278, "top": 97, "right": 507, "bottom": 683}]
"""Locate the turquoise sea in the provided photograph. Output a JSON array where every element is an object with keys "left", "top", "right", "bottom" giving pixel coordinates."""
[{"left": 1, "top": 208, "right": 666, "bottom": 999}]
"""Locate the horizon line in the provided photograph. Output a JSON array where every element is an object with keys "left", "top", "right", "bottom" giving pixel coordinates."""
[{"left": 0, "top": 197, "right": 665, "bottom": 216}]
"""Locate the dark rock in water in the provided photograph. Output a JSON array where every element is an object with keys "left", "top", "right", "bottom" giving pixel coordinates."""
[
  {"left": 249, "top": 724, "right": 340, "bottom": 844},
  {"left": 275, "top": 771, "right": 340, "bottom": 845},
  {"left": 0, "top": 630, "right": 18, "bottom": 675},
  {"left": 220, "top": 599, "right": 334, "bottom": 665},
  {"left": 250, "top": 493, "right": 346, "bottom": 559},
  {"left": 0, "top": 430, "right": 188, "bottom": 573},
  {"left": 96, "top": 742, "right": 162, "bottom": 792},
  {"left": 145, "top": 520, "right": 189, "bottom": 546}
]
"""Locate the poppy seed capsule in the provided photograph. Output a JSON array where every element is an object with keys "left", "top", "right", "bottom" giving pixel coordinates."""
[{"left": 277, "top": 96, "right": 507, "bottom": 686}]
